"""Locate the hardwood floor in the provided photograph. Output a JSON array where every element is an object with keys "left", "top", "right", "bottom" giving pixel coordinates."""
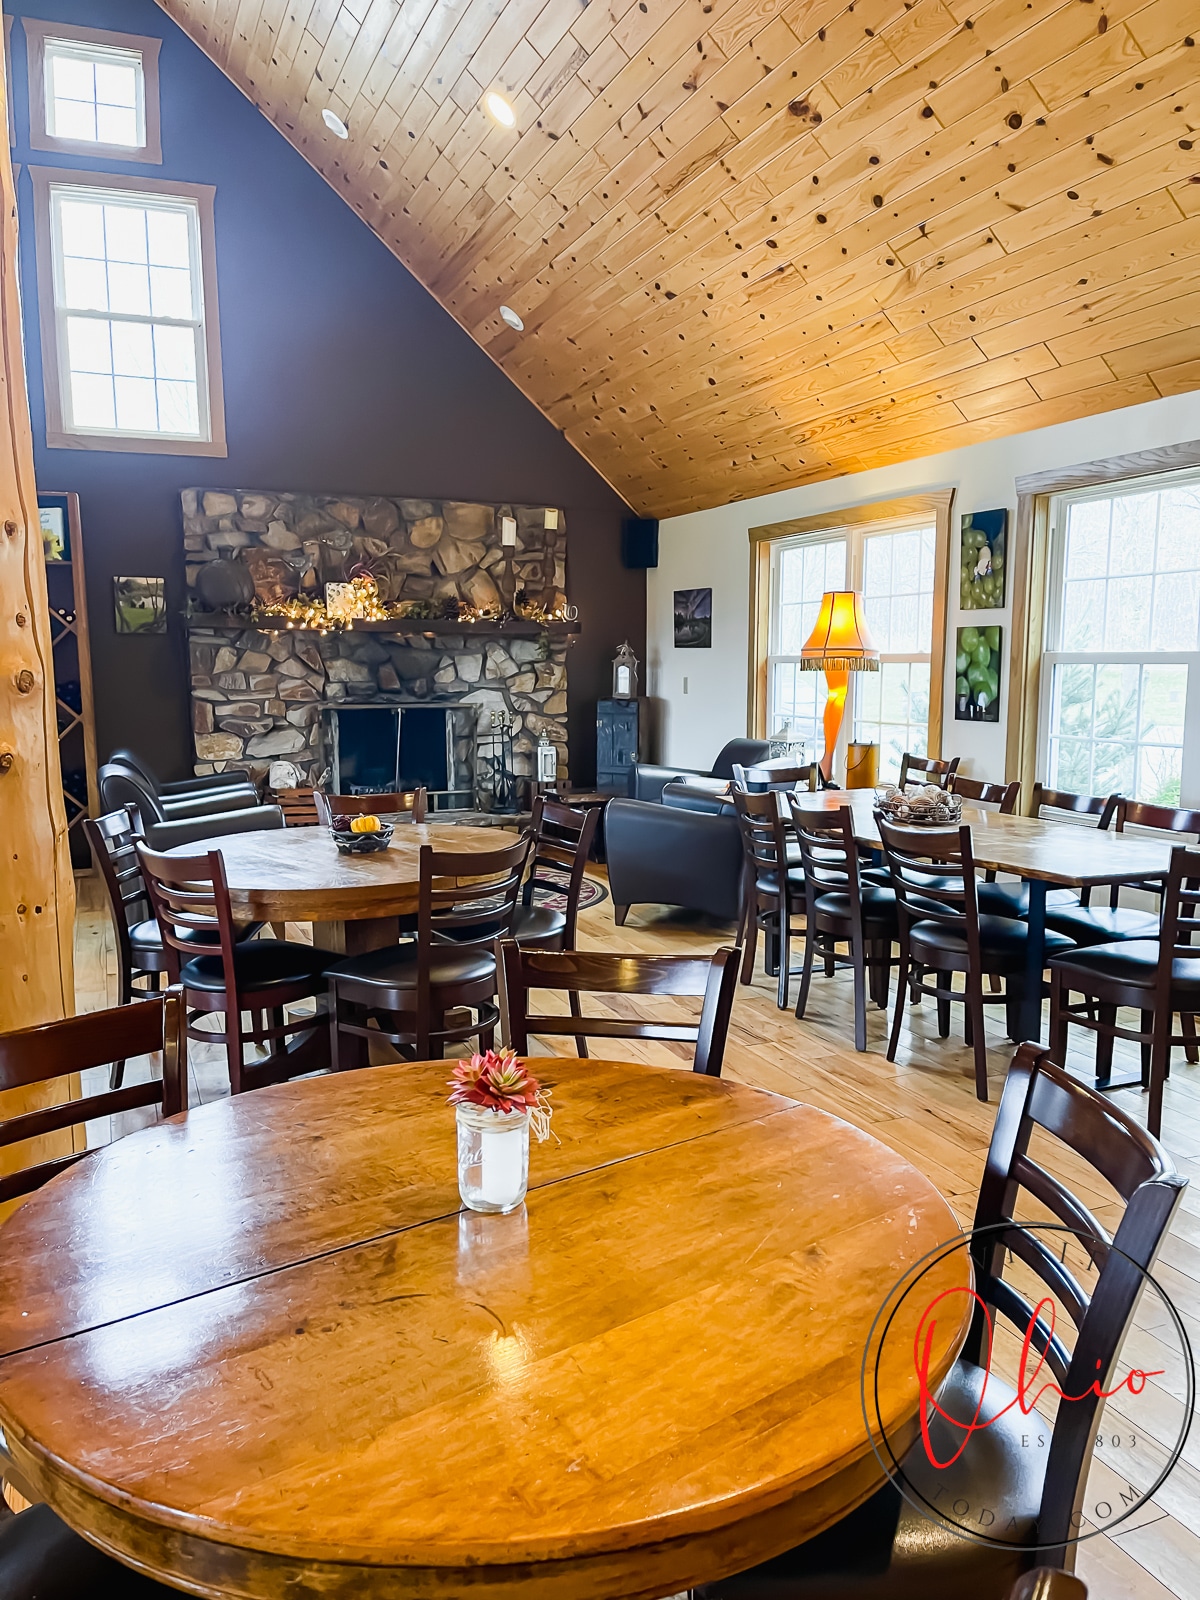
[{"left": 72, "top": 868, "right": 1200, "bottom": 1600}]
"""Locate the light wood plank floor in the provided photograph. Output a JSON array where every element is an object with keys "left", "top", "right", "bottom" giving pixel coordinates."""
[{"left": 73, "top": 869, "right": 1200, "bottom": 1600}]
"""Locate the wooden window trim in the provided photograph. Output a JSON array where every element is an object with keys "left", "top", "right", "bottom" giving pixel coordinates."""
[
  {"left": 30, "top": 165, "right": 227, "bottom": 458},
  {"left": 22, "top": 18, "right": 162, "bottom": 164},
  {"left": 747, "top": 490, "right": 955, "bottom": 756},
  {"left": 1006, "top": 439, "right": 1200, "bottom": 807}
]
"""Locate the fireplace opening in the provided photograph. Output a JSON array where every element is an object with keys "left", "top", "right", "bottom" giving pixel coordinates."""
[
  {"left": 327, "top": 706, "right": 399, "bottom": 793},
  {"left": 399, "top": 708, "right": 449, "bottom": 792}
]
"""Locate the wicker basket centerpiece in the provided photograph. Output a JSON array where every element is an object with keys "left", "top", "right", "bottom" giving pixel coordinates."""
[{"left": 873, "top": 784, "right": 962, "bottom": 826}]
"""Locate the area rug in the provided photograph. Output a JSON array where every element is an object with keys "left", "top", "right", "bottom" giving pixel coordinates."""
[{"left": 531, "top": 872, "right": 609, "bottom": 912}]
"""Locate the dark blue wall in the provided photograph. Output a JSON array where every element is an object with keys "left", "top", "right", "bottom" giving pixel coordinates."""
[{"left": 5, "top": 0, "right": 640, "bottom": 781}]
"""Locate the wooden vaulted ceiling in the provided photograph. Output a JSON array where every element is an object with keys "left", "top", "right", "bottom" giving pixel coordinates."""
[{"left": 158, "top": 0, "right": 1200, "bottom": 517}]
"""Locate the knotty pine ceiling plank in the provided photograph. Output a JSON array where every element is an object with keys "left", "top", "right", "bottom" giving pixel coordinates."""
[{"left": 158, "top": 0, "right": 1200, "bottom": 514}]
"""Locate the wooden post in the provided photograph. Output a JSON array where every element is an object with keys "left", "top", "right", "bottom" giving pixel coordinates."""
[{"left": 0, "top": 34, "right": 75, "bottom": 1034}]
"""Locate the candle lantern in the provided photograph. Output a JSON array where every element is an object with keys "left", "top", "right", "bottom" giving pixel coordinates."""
[{"left": 612, "top": 641, "right": 638, "bottom": 700}]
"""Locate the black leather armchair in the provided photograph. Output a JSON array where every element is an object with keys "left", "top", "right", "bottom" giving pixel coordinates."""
[
  {"left": 629, "top": 738, "right": 771, "bottom": 805},
  {"left": 98, "top": 763, "right": 284, "bottom": 851},
  {"left": 605, "top": 798, "right": 744, "bottom": 922},
  {"left": 108, "top": 750, "right": 259, "bottom": 814}
]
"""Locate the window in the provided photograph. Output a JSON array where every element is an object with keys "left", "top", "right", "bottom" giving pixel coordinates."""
[
  {"left": 1040, "top": 475, "right": 1200, "bottom": 807},
  {"left": 32, "top": 169, "right": 226, "bottom": 456},
  {"left": 23, "top": 20, "right": 161, "bottom": 162},
  {"left": 765, "top": 521, "right": 937, "bottom": 780}
]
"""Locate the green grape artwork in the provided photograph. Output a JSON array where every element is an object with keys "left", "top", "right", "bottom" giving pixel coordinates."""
[
  {"left": 960, "top": 509, "right": 1007, "bottom": 611},
  {"left": 955, "top": 624, "right": 1002, "bottom": 722}
]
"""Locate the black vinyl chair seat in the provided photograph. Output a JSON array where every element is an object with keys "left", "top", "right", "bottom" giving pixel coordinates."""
[
  {"left": 513, "top": 903, "right": 567, "bottom": 942},
  {"left": 128, "top": 917, "right": 264, "bottom": 957},
  {"left": 697, "top": 1362, "right": 1042, "bottom": 1600},
  {"left": 0, "top": 1503, "right": 183, "bottom": 1599},
  {"left": 919, "top": 878, "right": 1077, "bottom": 918},
  {"left": 909, "top": 916, "right": 1075, "bottom": 968},
  {"left": 1051, "top": 938, "right": 1200, "bottom": 995},
  {"left": 812, "top": 884, "right": 897, "bottom": 924},
  {"left": 327, "top": 943, "right": 497, "bottom": 991},
  {"left": 756, "top": 867, "right": 806, "bottom": 896},
  {"left": 1043, "top": 903, "right": 1160, "bottom": 946},
  {"left": 179, "top": 939, "right": 333, "bottom": 993}
]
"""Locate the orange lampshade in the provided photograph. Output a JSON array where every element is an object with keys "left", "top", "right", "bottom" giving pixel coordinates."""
[{"left": 799, "top": 590, "right": 880, "bottom": 672}]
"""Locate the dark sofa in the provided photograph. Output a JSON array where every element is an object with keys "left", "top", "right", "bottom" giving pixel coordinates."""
[
  {"left": 629, "top": 738, "right": 770, "bottom": 806},
  {"left": 606, "top": 799, "right": 744, "bottom": 923}
]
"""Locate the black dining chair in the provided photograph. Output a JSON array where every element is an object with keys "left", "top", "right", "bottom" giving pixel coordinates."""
[
  {"left": 789, "top": 799, "right": 895, "bottom": 1051},
  {"left": 1050, "top": 842, "right": 1200, "bottom": 1137},
  {"left": 694, "top": 1041, "right": 1183, "bottom": 1600},
  {"left": 732, "top": 788, "right": 805, "bottom": 1006},
  {"left": 897, "top": 751, "right": 960, "bottom": 788},
  {"left": 881, "top": 819, "right": 1075, "bottom": 1100}
]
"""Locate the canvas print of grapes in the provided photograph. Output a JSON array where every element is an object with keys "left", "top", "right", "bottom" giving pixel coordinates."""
[
  {"left": 960, "top": 509, "right": 1007, "bottom": 610},
  {"left": 956, "top": 626, "right": 1002, "bottom": 722}
]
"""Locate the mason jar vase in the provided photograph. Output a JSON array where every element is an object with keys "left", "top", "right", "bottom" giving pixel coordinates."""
[{"left": 456, "top": 1103, "right": 530, "bottom": 1213}]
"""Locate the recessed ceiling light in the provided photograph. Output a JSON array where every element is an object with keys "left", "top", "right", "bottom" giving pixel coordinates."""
[
  {"left": 485, "top": 91, "right": 517, "bottom": 129},
  {"left": 322, "top": 108, "right": 349, "bottom": 138},
  {"left": 499, "top": 305, "right": 524, "bottom": 332}
]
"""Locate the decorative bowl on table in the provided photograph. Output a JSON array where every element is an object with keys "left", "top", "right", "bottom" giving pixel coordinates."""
[
  {"left": 328, "top": 814, "right": 395, "bottom": 854},
  {"left": 873, "top": 784, "right": 963, "bottom": 826}
]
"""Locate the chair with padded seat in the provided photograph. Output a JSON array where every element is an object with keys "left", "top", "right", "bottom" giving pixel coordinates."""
[
  {"left": 313, "top": 787, "right": 428, "bottom": 825},
  {"left": 99, "top": 760, "right": 284, "bottom": 852},
  {"left": 789, "top": 800, "right": 896, "bottom": 1051},
  {"left": 732, "top": 787, "right": 805, "bottom": 1007},
  {"left": 138, "top": 844, "right": 333, "bottom": 1095},
  {"left": 694, "top": 1041, "right": 1182, "bottom": 1600},
  {"left": 0, "top": 996, "right": 189, "bottom": 1599},
  {"left": 327, "top": 835, "right": 531, "bottom": 1066},
  {"left": 499, "top": 943, "right": 739, "bottom": 1077},
  {"left": 84, "top": 806, "right": 263, "bottom": 1087},
  {"left": 108, "top": 747, "right": 259, "bottom": 808},
  {"left": 1050, "top": 841, "right": 1200, "bottom": 1137},
  {"left": 881, "top": 819, "right": 1075, "bottom": 1100}
]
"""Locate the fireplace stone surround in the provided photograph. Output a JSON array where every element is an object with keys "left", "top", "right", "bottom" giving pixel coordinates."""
[{"left": 183, "top": 489, "right": 571, "bottom": 796}]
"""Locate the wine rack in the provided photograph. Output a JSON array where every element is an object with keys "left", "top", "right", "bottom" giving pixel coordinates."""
[{"left": 39, "top": 492, "right": 97, "bottom": 867}]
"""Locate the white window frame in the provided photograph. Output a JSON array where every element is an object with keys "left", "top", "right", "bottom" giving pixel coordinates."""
[
  {"left": 22, "top": 19, "right": 162, "bottom": 164},
  {"left": 1036, "top": 469, "right": 1200, "bottom": 809},
  {"left": 766, "top": 517, "right": 938, "bottom": 779},
  {"left": 30, "top": 166, "right": 227, "bottom": 457}
]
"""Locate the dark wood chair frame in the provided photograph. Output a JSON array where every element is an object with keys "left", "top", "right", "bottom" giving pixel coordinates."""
[
  {"left": 732, "top": 787, "right": 805, "bottom": 1008},
  {"left": 963, "top": 1043, "right": 1183, "bottom": 1567},
  {"left": 314, "top": 787, "right": 429, "bottom": 825},
  {"left": 1050, "top": 843, "right": 1200, "bottom": 1137},
  {"left": 137, "top": 845, "right": 331, "bottom": 1096},
  {"left": 695, "top": 1044, "right": 1182, "bottom": 1596},
  {"left": 0, "top": 992, "right": 186, "bottom": 1204},
  {"left": 731, "top": 761, "right": 820, "bottom": 793},
  {"left": 789, "top": 799, "right": 895, "bottom": 1051},
  {"left": 882, "top": 819, "right": 1037, "bottom": 1101},
  {"left": 498, "top": 942, "right": 739, "bottom": 1077},
  {"left": 517, "top": 796, "right": 602, "bottom": 1056},
  {"left": 948, "top": 773, "right": 1021, "bottom": 812},
  {"left": 897, "top": 751, "right": 960, "bottom": 788},
  {"left": 328, "top": 835, "right": 531, "bottom": 1065}
]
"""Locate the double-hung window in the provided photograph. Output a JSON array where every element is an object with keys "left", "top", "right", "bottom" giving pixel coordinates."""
[
  {"left": 765, "top": 521, "right": 937, "bottom": 780},
  {"left": 32, "top": 170, "right": 226, "bottom": 455},
  {"left": 1039, "top": 475, "right": 1200, "bottom": 807}
]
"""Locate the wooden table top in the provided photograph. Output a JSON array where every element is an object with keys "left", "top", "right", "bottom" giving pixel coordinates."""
[
  {"left": 167, "top": 821, "right": 512, "bottom": 921},
  {"left": 787, "top": 791, "right": 1175, "bottom": 887},
  {"left": 0, "top": 1061, "right": 967, "bottom": 1600}
]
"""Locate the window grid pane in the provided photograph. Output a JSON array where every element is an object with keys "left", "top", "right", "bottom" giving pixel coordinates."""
[
  {"left": 53, "top": 186, "right": 206, "bottom": 441},
  {"left": 1047, "top": 661, "right": 1186, "bottom": 807},
  {"left": 1061, "top": 487, "right": 1200, "bottom": 653},
  {"left": 45, "top": 40, "right": 144, "bottom": 150}
]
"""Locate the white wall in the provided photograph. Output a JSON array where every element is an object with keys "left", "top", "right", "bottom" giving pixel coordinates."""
[{"left": 648, "top": 392, "right": 1200, "bottom": 775}]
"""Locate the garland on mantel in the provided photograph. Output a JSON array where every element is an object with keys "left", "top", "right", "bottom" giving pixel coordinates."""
[{"left": 247, "top": 575, "right": 576, "bottom": 636}]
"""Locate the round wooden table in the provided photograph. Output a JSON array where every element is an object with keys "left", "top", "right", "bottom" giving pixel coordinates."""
[
  {"left": 0, "top": 1061, "right": 969, "bottom": 1599},
  {"left": 170, "top": 821, "right": 512, "bottom": 953}
]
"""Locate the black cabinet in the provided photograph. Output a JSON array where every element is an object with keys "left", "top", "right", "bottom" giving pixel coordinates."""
[{"left": 597, "top": 698, "right": 652, "bottom": 793}]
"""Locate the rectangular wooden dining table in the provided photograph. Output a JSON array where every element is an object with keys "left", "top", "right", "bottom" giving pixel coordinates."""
[{"left": 785, "top": 791, "right": 1176, "bottom": 1041}]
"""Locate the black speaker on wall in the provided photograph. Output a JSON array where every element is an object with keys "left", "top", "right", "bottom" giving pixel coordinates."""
[{"left": 622, "top": 517, "right": 659, "bottom": 569}]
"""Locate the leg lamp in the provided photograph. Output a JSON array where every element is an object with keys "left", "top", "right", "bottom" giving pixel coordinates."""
[{"left": 800, "top": 591, "right": 879, "bottom": 785}]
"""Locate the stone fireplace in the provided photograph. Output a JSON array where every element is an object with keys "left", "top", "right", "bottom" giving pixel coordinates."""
[{"left": 183, "top": 489, "right": 572, "bottom": 802}]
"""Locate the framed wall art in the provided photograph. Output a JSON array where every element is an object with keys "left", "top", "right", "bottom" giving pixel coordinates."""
[
  {"left": 959, "top": 509, "right": 1007, "bottom": 610},
  {"left": 674, "top": 587, "right": 712, "bottom": 648}
]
